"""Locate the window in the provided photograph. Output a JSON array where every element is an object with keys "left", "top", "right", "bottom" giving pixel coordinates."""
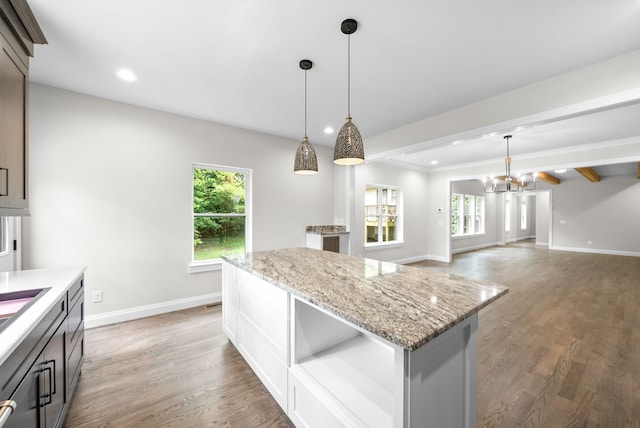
[
  {"left": 365, "top": 185, "right": 401, "bottom": 245},
  {"left": 520, "top": 198, "right": 527, "bottom": 230},
  {"left": 505, "top": 199, "right": 511, "bottom": 232},
  {"left": 451, "top": 193, "right": 485, "bottom": 237},
  {"left": 192, "top": 164, "right": 251, "bottom": 266}
]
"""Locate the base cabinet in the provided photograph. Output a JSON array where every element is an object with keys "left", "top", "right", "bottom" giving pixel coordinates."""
[
  {"left": 0, "top": 274, "right": 84, "bottom": 428},
  {"left": 222, "top": 262, "right": 479, "bottom": 428}
]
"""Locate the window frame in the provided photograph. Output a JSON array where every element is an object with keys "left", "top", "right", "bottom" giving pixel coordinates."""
[
  {"left": 451, "top": 193, "right": 485, "bottom": 238},
  {"left": 365, "top": 184, "right": 403, "bottom": 248},
  {"left": 189, "top": 163, "right": 252, "bottom": 273}
]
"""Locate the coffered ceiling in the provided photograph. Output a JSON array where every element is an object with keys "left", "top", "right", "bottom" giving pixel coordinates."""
[{"left": 27, "top": 0, "right": 640, "bottom": 171}]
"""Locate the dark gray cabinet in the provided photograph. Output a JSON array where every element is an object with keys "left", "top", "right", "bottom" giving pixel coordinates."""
[
  {"left": 0, "top": 0, "right": 46, "bottom": 214},
  {"left": 0, "top": 275, "right": 84, "bottom": 428},
  {"left": 6, "top": 322, "right": 65, "bottom": 428}
]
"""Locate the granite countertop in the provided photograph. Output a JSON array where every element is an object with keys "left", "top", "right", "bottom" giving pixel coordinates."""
[
  {"left": 223, "top": 248, "right": 508, "bottom": 351},
  {"left": 0, "top": 267, "right": 86, "bottom": 365},
  {"left": 305, "top": 225, "right": 350, "bottom": 235}
]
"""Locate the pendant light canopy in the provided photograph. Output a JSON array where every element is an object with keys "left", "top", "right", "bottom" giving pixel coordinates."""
[
  {"left": 334, "top": 18, "right": 365, "bottom": 166},
  {"left": 294, "top": 59, "right": 318, "bottom": 175}
]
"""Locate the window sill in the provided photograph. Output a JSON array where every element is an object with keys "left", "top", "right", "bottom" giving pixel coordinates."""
[
  {"left": 452, "top": 234, "right": 486, "bottom": 240},
  {"left": 364, "top": 241, "right": 405, "bottom": 251},
  {"left": 189, "top": 260, "right": 222, "bottom": 273}
]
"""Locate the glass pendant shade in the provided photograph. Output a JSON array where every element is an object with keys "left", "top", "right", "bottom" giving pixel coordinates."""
[
  {"left": 294, "top": 136, "right": 318, "bottom": 174},
  {"left": 333, "top": 116, "right": 364, "bottom": 165}
]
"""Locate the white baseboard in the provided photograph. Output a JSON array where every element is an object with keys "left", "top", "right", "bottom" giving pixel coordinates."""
[
  {"left": 550, "top": 246, "right": 640, "bottom": 258},
  {"left": 85, "top": 292, "right": 222, "bottom": 329},
  {"left": 451, "top": 242, "right": 498, "bottom": 255},
  {"left": 392, "top": 253, "right": 451, "bottom": 264}
]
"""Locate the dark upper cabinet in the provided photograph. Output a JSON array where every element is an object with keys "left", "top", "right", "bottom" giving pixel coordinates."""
[{"left": 0, "top": 0, "right": 46, "bottom": 214}]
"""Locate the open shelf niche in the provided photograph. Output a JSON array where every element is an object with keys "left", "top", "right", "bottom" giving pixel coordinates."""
[{"left": 290, "top": 296, "right": 405, "bottom": 427}]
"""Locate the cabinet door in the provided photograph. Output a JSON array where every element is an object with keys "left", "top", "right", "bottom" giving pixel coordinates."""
[
  {"left": 5, "top": 363, "right": 40, "bottom": 428},
  {"left": 0, "top": 33, "right": 28, "bottom": 209},
  {"left": 41, "top": 323, "right": 66, "bottom": 428}
]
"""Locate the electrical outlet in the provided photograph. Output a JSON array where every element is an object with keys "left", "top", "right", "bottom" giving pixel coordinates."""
[{"left": 92, "top": 290, "right": 103, "bottom": 303}]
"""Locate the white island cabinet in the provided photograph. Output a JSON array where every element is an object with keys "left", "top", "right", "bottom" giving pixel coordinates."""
[{"left": 222, "top": 248, "right": 508, "bottom": 428}]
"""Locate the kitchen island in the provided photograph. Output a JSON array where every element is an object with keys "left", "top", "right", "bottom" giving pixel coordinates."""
[{"left": 222, "top": 248, "right": 508, "bottom": 427}]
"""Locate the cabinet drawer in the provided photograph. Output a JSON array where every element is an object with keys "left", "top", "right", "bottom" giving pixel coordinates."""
[
  {"left": 237, "top": 314, "right": 288, "bottom": 412},
  {"left": 237, "top": 289, "right": 288, "bottom": 361},
  {"left": 288, "top": 368, "right": 358, "bottom": 428},
  {"left": 237, "top": 269, "right": 287, "bottom": 314},
  {"left": 67, "top": 297, "right": 83, "bottom": 349},
  {"left": 68, "top": 277, "right": 84, "bottom": 310},
  {"left": 67, "top": 331, "right": 83, "bottom": 397}
]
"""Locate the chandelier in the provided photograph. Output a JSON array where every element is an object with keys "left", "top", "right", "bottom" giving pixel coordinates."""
[{"left": 483, "top": 135, "right": 536, "bottom": 193}]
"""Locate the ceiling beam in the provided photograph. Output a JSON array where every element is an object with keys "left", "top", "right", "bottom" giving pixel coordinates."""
[
  {"left": 575, "top": 167, "right": 601, "bottom": 182},
  {"left": 536, "top": 172, "right": 560, "bottom": 185}
]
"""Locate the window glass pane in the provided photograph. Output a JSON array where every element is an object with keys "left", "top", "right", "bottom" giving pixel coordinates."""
[
  {"left": 194, "top": 216, "right": 245, "bottom": 260},
  {"left": 193, "top": 168, "right": 245, "bottom": 214},
  {"left": 521, "top": 199, "right": 527, "bottom": 230},
  {"left": 382, "top": 216, "right": 396, "bottom": 242},
  {"left": 475, "top": 196, "right": 485, "bottom": 234},
  {"left": 365, "top": 187, "right": 378, "bottom": 214},
  {"left": 463, "top": 195, "right": 473, "bottom": 234},
  {"left": 451, "top": 194, "right": 459, "bottom": 235},
  {"left": 366, "top": 217, "right": 379, "bottom": 243}
]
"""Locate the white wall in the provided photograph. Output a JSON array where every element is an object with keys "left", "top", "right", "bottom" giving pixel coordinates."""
[
  {"left": 535, "top": 191, "right": 550, "bottom": 246},
  {"left": 351, "top": 162, "right": 430, "bottom": 264},
  {"left": 25, "top": 84, "right": 335, "bottom": 321},
  {"left": 551, "top": 175, "right": 640, "bottom": 255}
]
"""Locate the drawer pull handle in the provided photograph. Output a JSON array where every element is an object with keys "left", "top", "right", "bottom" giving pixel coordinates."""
[{"left": 0, "top": 401, "right": 17, "bottom": 428}]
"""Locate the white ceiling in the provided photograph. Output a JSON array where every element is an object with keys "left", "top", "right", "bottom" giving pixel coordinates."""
[{"left": 27, "top": 0, "right": 640, "bottom": 171}]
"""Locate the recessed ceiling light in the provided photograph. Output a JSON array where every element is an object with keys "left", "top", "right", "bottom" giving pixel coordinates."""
[
  {"left": 116, "top": 69, "right": 137, "bottom": 82},
  {"left": 554, "top": 169, "right": 568, "bottom": 173},
  {"left": 430, "top": 160, "right": 438, "bottom": 165},
  {"left": 323, "top": 127, "right": 334, "bottom": 134}
]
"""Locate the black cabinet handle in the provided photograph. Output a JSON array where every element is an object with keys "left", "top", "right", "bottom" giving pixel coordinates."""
[
  {"left": 0, "top": 168, "right": 7, "bottom": 197},
  {"left": 40, "top": 365, "right": 53, "bottom": 406}
]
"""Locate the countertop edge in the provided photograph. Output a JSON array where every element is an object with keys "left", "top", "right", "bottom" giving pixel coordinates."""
[{"left": 0, "top": 266, "right": 87, "bottom": 366}]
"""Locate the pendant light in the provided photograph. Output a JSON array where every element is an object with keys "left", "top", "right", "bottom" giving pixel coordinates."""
[
  {"left": 334, "top": 18, "right": 365, "bottom": 166},
  {"left": 482, "top": 135, "right": 536, "bottom": 193},
  {"left": 294, "top": 59, "right": 319, "bottom": 175}
]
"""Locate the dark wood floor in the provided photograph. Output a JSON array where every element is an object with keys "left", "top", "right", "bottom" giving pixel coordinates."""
[{"left": 64, "top": 242, "right": 639, "bottom": 427}]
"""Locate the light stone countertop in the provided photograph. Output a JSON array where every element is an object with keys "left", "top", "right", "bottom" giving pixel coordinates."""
[{"left": 222, "top": 247, "right": 508, "bottom": 351}]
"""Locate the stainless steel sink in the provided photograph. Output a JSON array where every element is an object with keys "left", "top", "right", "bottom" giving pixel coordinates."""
[{"left": 0, "top": 288, "right": 50, "bottom": 334}]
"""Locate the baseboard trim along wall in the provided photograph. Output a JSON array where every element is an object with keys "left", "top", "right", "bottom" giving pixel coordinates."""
[
  {"left": 550, "top": 246, "right": 640, "bottom": 258},
  {"left": 451, "top": 242, "right": 498, "bottom": 255},
  {"left": 85, "top": 292, "right": 222, "bottom": 329}
]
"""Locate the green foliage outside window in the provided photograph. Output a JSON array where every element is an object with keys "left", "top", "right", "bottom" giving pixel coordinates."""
[
  {"left": 451, "top": 194, "right": 459, "bottom": 235},
  {"left": 193, "top": 168, "right": 246, "bottom": 260}
]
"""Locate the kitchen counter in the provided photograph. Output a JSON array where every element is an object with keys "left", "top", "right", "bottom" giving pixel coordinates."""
[
  {"left": 223, "top": 247, "right": 507, "bottom": 350},
  {"left": 0, "top": 267, "right": 86, "bottom": 366}
]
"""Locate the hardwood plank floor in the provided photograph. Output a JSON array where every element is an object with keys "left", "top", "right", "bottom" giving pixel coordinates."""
[{"left": 64, "top": 242, "right": 639, "bottom": 427}]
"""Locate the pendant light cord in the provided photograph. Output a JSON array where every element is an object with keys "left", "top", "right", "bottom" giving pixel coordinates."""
[
  {"left": 347, "top": 33, "right": 351, "bottom": 117},
  {"left": 304, "top": 69, "right": 308, "bottom": 138}
]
